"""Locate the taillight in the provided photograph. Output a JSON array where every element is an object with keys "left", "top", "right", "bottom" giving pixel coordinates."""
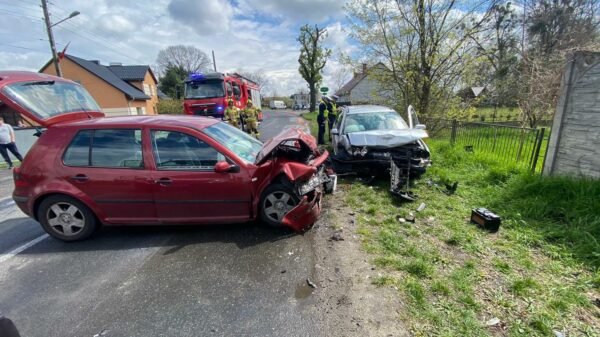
[{"left": 13, "top": 167, "right": 30, "bottom": 187}]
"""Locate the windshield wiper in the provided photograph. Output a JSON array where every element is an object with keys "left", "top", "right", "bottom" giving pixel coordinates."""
[{"left": 23, "top": 81, "right": 55, "bottom": 86}]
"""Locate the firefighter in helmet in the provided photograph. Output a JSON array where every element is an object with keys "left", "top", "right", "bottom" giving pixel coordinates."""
[
  {"left": 242, "top": 100, "right": 260, "bottom": 138},
  {"left": 223, "top": 99, "right": 240, "bottom": 128}
]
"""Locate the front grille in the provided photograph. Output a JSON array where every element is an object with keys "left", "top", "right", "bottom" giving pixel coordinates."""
[{"left": 193, "top": 106, "right": 219, "bottom": 117}]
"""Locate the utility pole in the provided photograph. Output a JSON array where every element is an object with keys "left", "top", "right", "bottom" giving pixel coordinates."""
[
  {"left": 212, "top": 50, "right": 217, "bottom": 72},
  {"left": 41, "top": 0, "right": 61, "bottom": 77}
]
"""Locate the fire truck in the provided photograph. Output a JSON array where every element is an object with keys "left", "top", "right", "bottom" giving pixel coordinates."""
[{"left": 183, "top": 72, "right": 262, "bottom": 120}]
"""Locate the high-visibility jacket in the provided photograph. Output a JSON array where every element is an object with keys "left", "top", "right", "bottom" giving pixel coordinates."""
[
  {"left": 243, "top": 107, "right": 259, "bottom": 122},
  {"left": 319, "top": 100, "right": 329, "bottom": 118},
  {"left": 224, "top": 107, "right": 239, "bottom": 123}
]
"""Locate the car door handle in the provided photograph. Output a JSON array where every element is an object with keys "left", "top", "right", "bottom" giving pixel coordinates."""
[
  {"left": 154, "top": 178, "right": 172, "bottom": 185},
  {"left": 70, "top": 174, "right": 89, "bottom": 182}
]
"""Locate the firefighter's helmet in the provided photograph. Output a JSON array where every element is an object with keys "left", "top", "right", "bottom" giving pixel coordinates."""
[
  {"left": 227, "top": 99, "right": 234, "bottom": 106},
  {"left": 246, "top": 99, "right": 253, "bottom": 106}
]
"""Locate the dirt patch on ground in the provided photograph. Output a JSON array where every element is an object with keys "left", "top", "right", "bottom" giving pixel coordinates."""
[{"left": 310, "top": 188, "right": 409, "bottom": 337}]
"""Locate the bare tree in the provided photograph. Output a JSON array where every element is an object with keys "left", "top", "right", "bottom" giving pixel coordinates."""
[
  {"left": 346, "top": 0, "right": 500, "bottom": 116},
  {"left": 329, "top": 66, "right": 352, "bottom": 94},
  {"left": 237, "top": 70, "right": 270, "bottom": 93},
  {"left": 518, "top": 0, "right": 600, "bottom": 127},
  {"left": 156, "top": 45, "right": 212, "bottom": 76},
  {"left": 298, "top": 24, "right": 331, "bottom": 112}
]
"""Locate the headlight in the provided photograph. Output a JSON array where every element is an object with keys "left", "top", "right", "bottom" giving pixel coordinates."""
[{"left": 352, "top": 146, "right": 368, "bottom": 156}]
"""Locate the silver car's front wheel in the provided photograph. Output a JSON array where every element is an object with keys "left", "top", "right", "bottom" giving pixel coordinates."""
[
  {"left": 38, "top": 195, "right": 97, "bottom": 241},
  {"left": 260, "top": 183, "right": 300, "bottom": 227}
]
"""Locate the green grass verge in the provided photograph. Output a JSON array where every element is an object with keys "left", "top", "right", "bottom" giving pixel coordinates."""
[{"left": 339, "top": 140, "right": 599, "bottom": 336}]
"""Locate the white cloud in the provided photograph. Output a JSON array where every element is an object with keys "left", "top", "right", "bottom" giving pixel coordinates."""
[
  {"left": 0, "top": 0, "right": 359, "bottom": 96},
  {"left": 240, "top": 0, "right": 345, "bottom": 23},
  {"left": 167, "top": 0, "right": 233, "bottom": 34}
]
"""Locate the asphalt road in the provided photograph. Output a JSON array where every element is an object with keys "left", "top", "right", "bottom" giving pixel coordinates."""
[{"left": 0, "top": 109, "right": 323, "bottom": 337}]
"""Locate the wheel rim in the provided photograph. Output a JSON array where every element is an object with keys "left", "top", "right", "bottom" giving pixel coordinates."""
[
  {"left": 263, "top": 191, "right": 297, "bottom": 223},
  {"left": 46, "top": 202, "right": 85, "bottom": 237}
]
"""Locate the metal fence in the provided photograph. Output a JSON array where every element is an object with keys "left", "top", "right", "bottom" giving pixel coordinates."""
[{"left": 423, "top": 118, "right": 549, "bottom": 173}]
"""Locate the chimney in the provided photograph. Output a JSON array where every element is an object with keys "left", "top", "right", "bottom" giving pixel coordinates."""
[
  {"left": 362, "top": 63, "right": 368, "bottom": 74},
  {"left": 109, "top": 62, "right": 122, "bottom": 66}
]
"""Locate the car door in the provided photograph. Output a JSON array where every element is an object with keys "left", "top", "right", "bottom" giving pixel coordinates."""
[
  {"left": 149, "top": 129, "right": 252, "bottom": 224},
  {"left": 60, "top": 128, "right": 158, "bottom": 224},
  {"left": 332, "top": 111, "right": 346, "bottom": 155}
]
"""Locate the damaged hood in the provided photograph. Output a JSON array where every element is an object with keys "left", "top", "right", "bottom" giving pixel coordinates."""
[
  {"left": 347, "top": 129, "right": 428, "bottom": 148},
  {"left": 255, "top": 127, "right": 318, "bottom": 165}
]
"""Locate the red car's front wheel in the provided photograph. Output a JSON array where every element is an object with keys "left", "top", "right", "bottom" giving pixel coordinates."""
[{"left": 260, "top": 183, "right": 300, "bottom": 227}]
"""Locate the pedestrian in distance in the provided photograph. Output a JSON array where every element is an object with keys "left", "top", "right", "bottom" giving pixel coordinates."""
[
  {"left": 0, "top": 117, "right": 24, "bottom": 169},
  {"left": 242, "top": 100, "right": 261, "bottom": 139},
  {"left": 317, "top": 97, "right": 328, "bottom": 145}
]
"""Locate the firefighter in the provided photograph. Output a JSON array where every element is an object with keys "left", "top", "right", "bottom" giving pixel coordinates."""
[
  {"left": 327, "top": 95, "right": 339, "bottom": 140},
  {"left": 223, "top": 99, "right": 240, "bottom": 128},
  {"left": 317, "top": 96, "right": 328, "bottom": 145},
  {"left": 243, "top": 100, "right": 260, "bottom": 138}
]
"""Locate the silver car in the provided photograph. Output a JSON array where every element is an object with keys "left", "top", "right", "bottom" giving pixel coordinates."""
[{"left": 331, "top": 105, "right": 431, "bottom": 177}]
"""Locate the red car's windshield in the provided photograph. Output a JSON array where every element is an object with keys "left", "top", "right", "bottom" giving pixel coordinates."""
[{"left": 202, "top": 122, "right": 263, "bottom": 164}]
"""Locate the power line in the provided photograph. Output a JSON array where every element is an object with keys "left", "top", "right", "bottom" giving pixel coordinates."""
[
  {"left": 53, "top": 24, "right": 145, "bottom": 64},
  {"left": 0, "top": 42, "right": 44, "bottom": 52}
]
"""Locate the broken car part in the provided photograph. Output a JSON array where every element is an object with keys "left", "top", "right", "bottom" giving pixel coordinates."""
[{"left": 471, "top": 208, "right": 501, "bottom": 232}]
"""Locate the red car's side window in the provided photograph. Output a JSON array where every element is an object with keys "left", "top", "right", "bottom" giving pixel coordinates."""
[
  {"left": 150, "top": 130, "right": 225, "bottom": 171},
  {"left": 63, "top": 129, "right": 143, "bottom": 169}
]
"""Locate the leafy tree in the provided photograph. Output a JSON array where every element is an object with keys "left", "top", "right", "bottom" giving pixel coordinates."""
[
  {"left": 158, "top": 65, "right": 187, "bottom": 99},
  {"left": 297, "top": 24, "right": 331, "bottom": 112}
]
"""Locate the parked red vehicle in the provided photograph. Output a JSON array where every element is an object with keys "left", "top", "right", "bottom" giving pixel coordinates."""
[
  {"left": 183, "top": 72, "right": 263, "bottom": 121},
  {"left": 0, "top": 71, "right": 330, "bottom": 241}
]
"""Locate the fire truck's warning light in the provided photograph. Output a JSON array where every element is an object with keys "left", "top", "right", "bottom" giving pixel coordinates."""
[
  {"left": 217, "top": 106, "right": 223, "bottom": 111},
  {"left": 188, "top": 73, "right": 205, "bottom": 81}
]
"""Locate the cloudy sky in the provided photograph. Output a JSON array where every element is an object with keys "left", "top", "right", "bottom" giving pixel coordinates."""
[{"left": 0, "top": 0, "right": 357, "bottom": 95}]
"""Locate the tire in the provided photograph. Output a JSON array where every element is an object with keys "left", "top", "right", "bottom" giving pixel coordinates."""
[
  {"left": 37, "top": 195, "right": 98, "bottom": 242},
  {"left": 260, "top": 183, "right": 300, "bottom": 228}
]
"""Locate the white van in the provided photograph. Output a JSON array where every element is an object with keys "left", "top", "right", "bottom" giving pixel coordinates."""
[{"left": 269, "top": 100, "right": 286, "bottom": 109}]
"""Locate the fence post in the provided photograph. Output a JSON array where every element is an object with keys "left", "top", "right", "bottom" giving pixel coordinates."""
[
  {"left": 492, "top": 127, "right": 498, "bottom": 151},
  {"left": 450, "top": 119, "right": 458, "bottom": 145},
  {"left": 531, "top": 128, "right": 546, "bottom": 173},
  {"left": 516, "top": 129, "right": 525, "bottom": 162}
]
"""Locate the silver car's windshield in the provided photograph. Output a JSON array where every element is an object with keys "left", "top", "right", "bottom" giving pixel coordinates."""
[
  {"left": 203, "top": 122, "right": 263, "bottom": 164},
  {"left": 344, "top": 111, "right": 408, "bottom": 133},
  {"left": 1, "top": 81, "right": 101, "bottom": 119}
]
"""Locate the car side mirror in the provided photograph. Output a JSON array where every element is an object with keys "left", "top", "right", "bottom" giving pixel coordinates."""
[
  {"left": 214, "top": 161, "right": 240, "bottom": 173},
  {"left": 331, "top": 128, "right": 339, "bottom": 135},
  {"left": 414, "top": 124, "right": 426, "bottom": 130}
]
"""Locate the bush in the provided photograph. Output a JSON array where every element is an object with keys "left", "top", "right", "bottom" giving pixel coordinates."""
[{"left": 157, "top": 99, "right": 184, "bottom": 114}]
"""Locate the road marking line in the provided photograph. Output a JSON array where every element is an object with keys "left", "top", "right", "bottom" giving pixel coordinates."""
[{"left": 0, "top": 234, "right": 49, "bottom": 264}]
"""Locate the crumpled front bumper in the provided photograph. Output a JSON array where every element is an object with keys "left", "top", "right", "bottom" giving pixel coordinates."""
[{"left": 282, "top": 187, "right": 322, "bottom": 233}]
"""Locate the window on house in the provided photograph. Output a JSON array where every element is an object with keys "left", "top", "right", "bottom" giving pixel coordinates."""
[{"left": 143, "top": 84, "right": 151, "bottom": 96}]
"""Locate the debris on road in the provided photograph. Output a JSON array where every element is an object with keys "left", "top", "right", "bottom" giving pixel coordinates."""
[
  {"left": 406, "top": 212, "right": 416, "bottom": 223},
  {"left": 553, "top": 330, "right": 565, "bottom": 337},
  {"left": 307, "top": 278, "right": 317, "bottom": 289},
  {"left": 329, "top": 231, "right": 344, "bottom": 241},
  {"left": 485, "top": 317, "right": 500, "bottom": 326},
  {"left": 93, "top": 329, "right": 109, "bottom": 337},
  {"left": 444, "top": 181, "right": 459, "bottom": 195},
  {"left": 416, "top": 202, "right": 426, "bottom": 212},
  {"left": 397, "top": 216, "right": 406, "bottom": 223}
]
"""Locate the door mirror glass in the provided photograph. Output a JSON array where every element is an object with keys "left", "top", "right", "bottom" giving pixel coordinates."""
[
  {"left": 414, "top": 124, "right": 426, "bottom": 130},
  {"left": 214, "top": 161, "right": 239, "bottom": 173}
]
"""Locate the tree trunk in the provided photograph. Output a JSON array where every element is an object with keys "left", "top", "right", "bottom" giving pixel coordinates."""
[{"left": 309, "top": 81, "right": 317, "bottom": 112}]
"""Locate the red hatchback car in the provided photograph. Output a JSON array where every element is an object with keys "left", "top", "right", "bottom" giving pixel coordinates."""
[{"left": 1, "top": 71, "right": 331, "bottom": 241}]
